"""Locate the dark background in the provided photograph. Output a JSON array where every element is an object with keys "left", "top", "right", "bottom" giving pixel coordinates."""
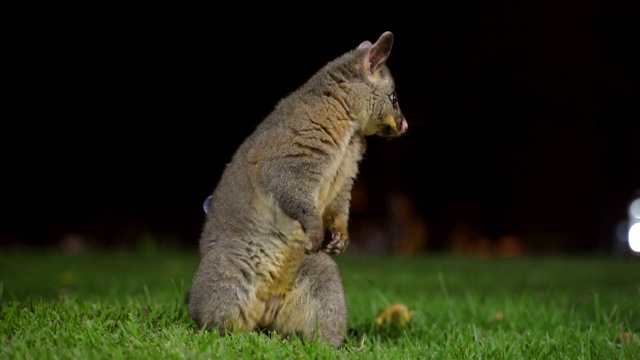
[{"left": 4, "top": 0, "right": 639, "bottom": 254}]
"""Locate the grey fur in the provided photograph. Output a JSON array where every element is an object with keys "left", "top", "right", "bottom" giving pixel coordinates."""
[{"left": 187, "top": 31, "right": 407, "bottom": 349}]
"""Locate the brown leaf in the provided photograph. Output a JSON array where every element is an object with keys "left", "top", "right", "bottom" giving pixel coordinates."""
[
  {"left": 375, "top": 303, "right": 417, "bottom": 327},
  {"left": 618, "top": 332, "right": 638, "bottom": 344}
]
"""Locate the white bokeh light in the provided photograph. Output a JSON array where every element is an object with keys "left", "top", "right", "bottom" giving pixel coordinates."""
[
  {"left": 630, "top": 199, "right": 640, "bottom": 219},
  {"left": 629, "top": 223, "right": 640, "bottom": 253}
]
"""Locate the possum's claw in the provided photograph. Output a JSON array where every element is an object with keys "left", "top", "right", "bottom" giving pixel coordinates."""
[{"left": 324, "top": 229, "right": 349, "bottom": 255}]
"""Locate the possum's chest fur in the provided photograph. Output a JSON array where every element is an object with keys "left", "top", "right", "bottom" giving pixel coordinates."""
[
  {"left": 250, "top": 131, "right": 365, "bottom": 300},
  {"left": 317, "top": 132, "right": 364, "bottom": 210}
]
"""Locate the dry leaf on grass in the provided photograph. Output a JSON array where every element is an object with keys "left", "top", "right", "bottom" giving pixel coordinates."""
[
  {"left": 375, "top": 303, "right": 417, "bottom": 327},
  {"left": 618, "top": 332, "right": 639, "bottom": 345}
]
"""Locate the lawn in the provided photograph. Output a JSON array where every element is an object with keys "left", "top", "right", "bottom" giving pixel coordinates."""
[{"left": 1, "top": 247, "right": 639, "bottom": 359}]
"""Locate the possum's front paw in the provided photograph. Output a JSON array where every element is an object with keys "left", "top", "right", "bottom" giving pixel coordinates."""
[
  {"left": 304, "top": 229, "right": 324, "bottom": 254},
  {"left": 324, "top": 228, "right": 349, "bottom": 255}
]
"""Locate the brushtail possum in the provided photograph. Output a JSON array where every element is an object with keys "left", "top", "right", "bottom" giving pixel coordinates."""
[{"left": 187, "top": 31, "right": 408, "bottom": 348}]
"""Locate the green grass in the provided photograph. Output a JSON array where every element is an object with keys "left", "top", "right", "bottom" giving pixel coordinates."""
[{"left": 1, "top": 248, "right": 640, "bottom": 359}]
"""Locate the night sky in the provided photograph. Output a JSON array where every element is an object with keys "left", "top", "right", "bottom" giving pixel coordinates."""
[{"left": 4, "top": 0, "right": 639, "bottom": 253}]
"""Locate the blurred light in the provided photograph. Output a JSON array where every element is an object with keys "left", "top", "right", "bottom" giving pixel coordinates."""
[
  {"left": 203, "top": 195, "right": 213, "bottom": 214},
  {"left": 630, "top": 199, "right": 640, "bottom": 219},
  {"left": 629, "top": 223, "right": 640, "bottom": 253},
  {"left": 616, "top": 221, "right": 629, "bottom": 242}
]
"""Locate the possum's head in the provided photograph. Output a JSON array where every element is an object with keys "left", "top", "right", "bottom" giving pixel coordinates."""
[{"left": 355, "top": 32, "right": 408, "bottom": 138}]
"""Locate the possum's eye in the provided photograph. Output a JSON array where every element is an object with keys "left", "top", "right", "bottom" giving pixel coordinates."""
[{"left": 389, "top": 91, "right": 398, "bottom": 108}]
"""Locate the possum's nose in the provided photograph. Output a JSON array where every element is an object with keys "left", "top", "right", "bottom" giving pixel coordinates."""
[
  {"left": 400, "top": 117, "right": 408, "bottom": 133},
  {"left": 382, "top": 114, "right": 407, "bottom": 137}
]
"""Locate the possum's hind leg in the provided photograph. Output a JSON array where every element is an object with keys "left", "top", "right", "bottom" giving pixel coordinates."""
[
  {"left": 273, "top": 252, "right": 348, "bottom": 348},
  {"left": 187, "top": 249, "right": 262, "bottom": 334}
]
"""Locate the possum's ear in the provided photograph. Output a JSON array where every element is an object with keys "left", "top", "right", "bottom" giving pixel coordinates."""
[
  {"left": 362, "top": 31, "right": 394, "bottom": 76},
  {"left": 357, "top": 40, "right": 372, "bottom": 50}
]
